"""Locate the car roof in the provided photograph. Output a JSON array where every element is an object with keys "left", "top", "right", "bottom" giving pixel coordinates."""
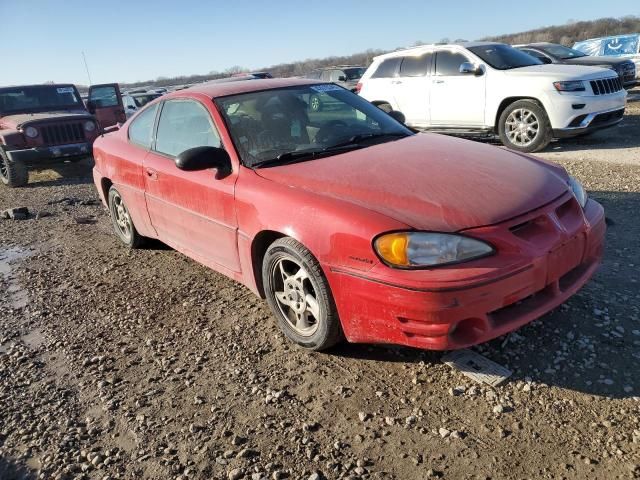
[
  {"left": 514, "top": 42, "right": 556, "bottom": 48},
  {"left": 0, "top": 83, "right": 76, "bottom": 90},
  {"left": 165, "top": 78, "right": 321, "bottom": 99},
  {"left": 373, "top": 42, "right": 504, "bottom": 60}
]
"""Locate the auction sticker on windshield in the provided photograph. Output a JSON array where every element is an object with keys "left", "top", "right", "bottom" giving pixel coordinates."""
[{"left": 310, "top": 84, "right": 343, "bottom": 92}]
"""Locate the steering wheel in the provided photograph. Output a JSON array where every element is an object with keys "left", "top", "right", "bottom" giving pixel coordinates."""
[{"left": 316, "top": 120, "right": 348, "bottom": 145}]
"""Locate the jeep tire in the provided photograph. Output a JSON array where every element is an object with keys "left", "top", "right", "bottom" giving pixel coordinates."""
[{"left": 0, "top": 149, "right": 29, "bottom": 187}]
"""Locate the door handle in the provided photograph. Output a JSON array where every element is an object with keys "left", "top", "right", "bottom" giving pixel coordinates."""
[
  {"left": 434, "top": 80, "right": 445, "bottom": 84},
  {"left": 145, "top": 168, "right": 158, "bottom": 180},
  {"left": 391, "top": 80, "right": 403, "bottom": 84}
]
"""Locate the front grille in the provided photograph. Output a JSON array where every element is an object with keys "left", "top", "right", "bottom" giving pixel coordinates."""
[
  {"left": 40, "top": 122, "right": 86, "bottom": 145},
  {"left": 590, "top": 77, "right": 623, "bottom": 95}
]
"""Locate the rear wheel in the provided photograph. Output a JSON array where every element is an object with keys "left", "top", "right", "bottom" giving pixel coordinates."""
[
  {"left": 262, "top": 238, "right": 343, "bottom": 351},
  {"left": 498, "top": 100, "right": 551, "bottom": 153},
  {"left": 309, "top": 94, "right": 323, "bottom": 112},
  {"left": 108, "top": 187, "right": 143, "bottom": 248},
  {"left": 0, "top": 149, "right": 29, "bottom": 187}
]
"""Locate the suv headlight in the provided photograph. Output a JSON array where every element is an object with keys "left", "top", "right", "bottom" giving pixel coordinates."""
[
  {"left": 24, "top": 126, "right": 39, "bottom": 138},
  {"left": 374, "top": 232, "right": 494, "bottom": 268},
  {"left": 84, "top": 120, "right": 96, "bottom": 132},
  {"left": 553, "top": 81, "right": 586, "bottom": 92},
  {"left": 568, "top": 176, "right": 587, "bottom": 208}
]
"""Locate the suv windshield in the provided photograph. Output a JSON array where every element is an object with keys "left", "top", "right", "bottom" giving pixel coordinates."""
[
  {"left": 538, "top": 44, "right": 587, "bottom": 60},
  {"left": 343, "top": 68, "right": 366, "bottom": 80},
  {"left": 0, "top": 85, "right": 83, "bottom": 115},
  {"left": 468, "top": 44, "right": 542, "bottom": 70},
  {"left": 216, "top": 84, "right": 412, "bottom": 168}
]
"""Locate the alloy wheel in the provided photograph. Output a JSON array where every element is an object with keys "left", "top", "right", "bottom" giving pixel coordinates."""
[
  {"left": 270, "top": 257, "right": 320, "bottom": 336},
  {"left": 505, "top": 108, "right": 539, "bottom": 147},
  {"left": 112, "top": 193, "right": 133, "bottom": 242}
]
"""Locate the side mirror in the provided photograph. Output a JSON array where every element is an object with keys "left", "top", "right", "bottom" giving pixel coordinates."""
[
  {"left": 338, "top": 75, "right": 347, "bottom": 82},
  {"left": 175, "top": 146, "right": 232, "bottom": 178},
  {"left": 127, "top": 105, "right": 136, "bottom": 110},
  {"left": 541, "top": 57, "right": 553, "bottom": 64},
  {"left": 459, "top": 62, "right": 482, "bottom": 75},
  {"left": 388, "top": 110, "right": 406, "bottom": 124}
]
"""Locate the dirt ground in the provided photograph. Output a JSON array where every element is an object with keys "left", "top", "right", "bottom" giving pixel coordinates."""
[{"left": 1, "top": 96, "right": 639, "bottom": 480}]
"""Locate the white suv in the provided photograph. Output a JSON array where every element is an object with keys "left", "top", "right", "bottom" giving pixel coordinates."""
[{"left": 358, "top": 42, "right": 627, "bottom": 152}]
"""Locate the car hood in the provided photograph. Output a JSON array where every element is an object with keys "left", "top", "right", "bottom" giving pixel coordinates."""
[
  {"left": 255, "top": 134, "right": 570, "bottom": 232},
  {"left": 561, "top": 56, "right": 631, "bottom": 68},
  {"left": 0, "top": 111, "right": 92, "bottom": 130},
  {"left": 503, "top": 64, "right": 617, "bottom": 80}
]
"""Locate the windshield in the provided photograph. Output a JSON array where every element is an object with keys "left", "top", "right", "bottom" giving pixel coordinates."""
[
  {"left": 468, "top": 44, "right": 543, "bottom": 70},
  {"left": 343, "top": 68, "right": 366, "bottom": 80},
  {"left": 0, "top": 85, "right": 83, "bottom": 115},
  {"left": 216, "top": 84, "right": 412, "bottom": 168},
  {"left": 538, "top": 44, "right": 587, "bottom": 59},
  {"left": 133, "top": 94, "right": 160, "bottom": 107}
]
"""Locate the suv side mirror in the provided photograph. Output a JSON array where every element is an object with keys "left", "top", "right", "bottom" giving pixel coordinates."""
[
  {"left": 459, "top": 62, "right": 483, "bottom": 75},
  {"left": 175, "top": 146, "right": 232, "bottom": 178},
  {"left": 338, "top": 75, "right": 347, "bottom": 82},
  {"left": 388, "top": 110, "right": 406, "bottom": 124}
]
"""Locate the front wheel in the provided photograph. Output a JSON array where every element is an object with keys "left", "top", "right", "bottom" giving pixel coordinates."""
[
  {"left": 498, "top": 100, "right": 551, "bottom": 153},
  {"left": 262, "top": 238, "right": 343, "bottom": 351},
  {"left": 108, "top": 187, "right": 143, "bottom": 248},
  {"left": 0, "top": 149, "right": 28, "bottom": 187}
]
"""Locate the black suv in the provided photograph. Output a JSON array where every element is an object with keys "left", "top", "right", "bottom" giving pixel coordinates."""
[{"left": 516, "top": 42, "right": 637, "bottom": 89}]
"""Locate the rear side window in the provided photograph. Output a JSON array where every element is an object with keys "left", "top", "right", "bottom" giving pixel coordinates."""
[
  {"left": 155, "top": 100, "right": 221, "bottom": 157},
  {"left": 399, "top": 53, "right": 432, "bottom": 77},
  {"left": 435, "top": 51, "right": 470, "bottom": 76},
  {"left": 128, "top": 103, "right": 158, "bottom": 149},
  {"left": 371, "top": 58, "right": 401, "bottom": 78}
]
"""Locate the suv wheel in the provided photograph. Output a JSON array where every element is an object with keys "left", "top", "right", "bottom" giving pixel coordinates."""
[
  {"left": 309, "top": 94, "right": 323, "bottom": 112},
  {"left": 0, "top": 150, "right": 29, "bottom": 187},
  {"left": 262, "top": 237, "right": 343, "bottom": 351},
  {"left": 498, "top": 100, "right": 551, "bottom": 153}
]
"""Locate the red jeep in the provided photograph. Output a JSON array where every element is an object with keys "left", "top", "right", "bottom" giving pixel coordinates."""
[{"left": 0, "top": 83, "right": 124, "bottom": 187}]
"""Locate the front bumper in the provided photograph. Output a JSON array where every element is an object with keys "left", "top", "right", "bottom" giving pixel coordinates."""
[
  {"left": 328, "top": 193, "right": 606, "bottom": 350},
  {"left": 553, "top": 107, "right": 625, "bottom": 138},
  {"left": 6, "top": 142, "right": 91, "bottom": 166}
]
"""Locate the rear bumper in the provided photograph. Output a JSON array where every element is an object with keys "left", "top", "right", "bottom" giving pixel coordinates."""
[
  {"left": 328, "top": 195, "right": 606, "bottom": 350},
  {"left": 553, "top": 107, "right": 625, "bottom": 138},
  {"left": 6, "top": 142, "right": 91, "bottom": 165}
]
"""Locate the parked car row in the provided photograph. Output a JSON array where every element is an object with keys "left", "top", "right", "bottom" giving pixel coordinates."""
[{"left": 357, "top": 41, "right": 630, "bottom": 152}]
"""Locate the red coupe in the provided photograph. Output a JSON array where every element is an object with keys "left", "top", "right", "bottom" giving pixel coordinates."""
[{"left": 92, "top": 79, "right": 605, "bottom": 351}]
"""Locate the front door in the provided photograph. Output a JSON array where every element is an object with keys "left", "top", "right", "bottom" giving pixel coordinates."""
[
  {"left": 88, "top": 83, "right": 125, "bottom": 129},
  {"left": 429, "top": 51, "right": 486, "bottom": 127},
  {"left": 143, "top": 98, "right": 240, "bottom": 273}
]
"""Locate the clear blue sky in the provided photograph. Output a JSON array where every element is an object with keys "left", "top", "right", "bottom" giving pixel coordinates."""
[{"left": 1, "top": 0, "right": 637, "bottom": 85}]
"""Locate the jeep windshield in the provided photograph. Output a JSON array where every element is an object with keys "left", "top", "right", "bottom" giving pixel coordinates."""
[
  {"left": 0, "top": 85, "right": 84, "bottom": 115},
  {"left": 216, "top": 84, "right": 412, "bottom": 168},
  {"left": 468, "top": 44, "right": 543, "bottom": 70}
]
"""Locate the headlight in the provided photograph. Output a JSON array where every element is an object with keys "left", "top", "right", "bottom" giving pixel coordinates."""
[
  {"left": 84, "top": 120, "right": 96, "bottom": 132},
  {"left": 568, "top": 176, "right": 587, "bottom": 208},
  {"left": 374, "top": 232, "right": 494, "bottom": 268},
  {"left": 24, "top": 126, "right": 38, "bottom": 138},
  {"left": 553, "top": 81, "right": 586, "bottom": 92}
]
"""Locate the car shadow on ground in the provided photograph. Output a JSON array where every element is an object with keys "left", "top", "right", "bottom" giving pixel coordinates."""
[
  {"left": 329, "top": 190, "right": 639, "bottom": 400},
  {"left": 0, "top": 455, "right": 36, "bottom": 480},
  {"left": 25, "top": 157, "right": 95, "bottom": 189}
]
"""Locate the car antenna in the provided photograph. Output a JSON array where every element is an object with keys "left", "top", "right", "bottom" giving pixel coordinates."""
[{"left": 82, "top": 51, "right": 93, "bottom": 86}]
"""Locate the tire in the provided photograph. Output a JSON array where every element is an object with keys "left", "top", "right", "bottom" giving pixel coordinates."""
[
  {"left": 262, "top": 237, "right": 343, "bottom": 351},
  {"left": 309, "top": 94, "right": 323, "bottom": 112},
  {"left": 376, "top": 102, "right": 393, "bottom": 113},
  {"left": 498, "top": 99, "right": 551, "bottom": 153},
  {"left": 108, "top": 187, "right": 143, "bottom": 248},
  {"left": 0, "top": 149, "right": 29, "bottom": 187}
]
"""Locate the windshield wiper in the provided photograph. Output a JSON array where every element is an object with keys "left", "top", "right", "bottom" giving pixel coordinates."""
[
  {"left": 326, "top": 132, "right": 410, "bottom": 150},
  {"left": 251, "top": 144, "right": 363, "bottom": 169}
]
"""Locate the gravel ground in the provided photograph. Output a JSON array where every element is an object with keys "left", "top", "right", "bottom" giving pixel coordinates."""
[{"left": 1, "top": 99, "right": 639, "bottom": 480}]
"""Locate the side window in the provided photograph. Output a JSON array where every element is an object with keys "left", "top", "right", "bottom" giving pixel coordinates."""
[
  {"left": 399, "top": 53, "right": 432, "bottom": 77},
  {"left": 435, "top": 51, "right": 470, "bottom": 76},
  {"left": 89, "top": 85, "right": 119, "bottom": 107},
  {"left": 128, "top": 103, "right": 158, "bottom": 149},
  {"left": 524, "top": 49, "right": 552, "bottom": 64},
  {"left": 155, "top": 100, "right": 221, "bottom": 157},
  {"left": 371, "top": 58, "right": 401, "bottom": 78},
  {"left": 329, "top": 70, "right": 345, "bottom": 82}
]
